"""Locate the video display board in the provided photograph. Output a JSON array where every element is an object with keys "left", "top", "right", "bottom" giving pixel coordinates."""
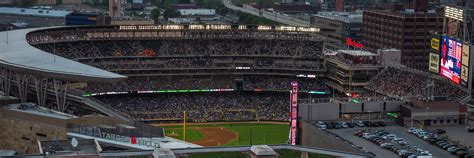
[{"left": 440, "top": 36, "right": 463, "bottom": 84}]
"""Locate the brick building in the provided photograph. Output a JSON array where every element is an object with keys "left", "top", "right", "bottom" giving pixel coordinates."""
[{"left": 363, "top": 10, "right": 443, "bottom": 69}]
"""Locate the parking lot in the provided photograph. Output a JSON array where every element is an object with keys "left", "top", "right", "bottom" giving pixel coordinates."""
[
  {"left": 329, "top": 126, "right": 456, "bottom": 158},
  {"left": 428, "top": 125, "right": 474, "bottom": 148}
]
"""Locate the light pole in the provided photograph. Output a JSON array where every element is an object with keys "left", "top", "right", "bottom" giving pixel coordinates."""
[
  {"left": 424, "top": 107, "right": 429, "bottom": 128},
  {"left": 368, "top": 110, "right": 372, "bottom": 133}
]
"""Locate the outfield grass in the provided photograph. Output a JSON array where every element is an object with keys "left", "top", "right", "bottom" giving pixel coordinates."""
[{"left": 161, "top": 123, "right": 289, "bottom": 146}]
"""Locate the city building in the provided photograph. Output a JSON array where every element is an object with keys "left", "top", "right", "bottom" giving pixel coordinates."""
[
  {"left": 320, "top": 0, "right": 336, "bottom": 11},
  {"left": 398, "top": 98, "right": 466, "bottom": 127},
  {"left": 66, "top": 12, "right": 111, "bottom": 26},
  {"left": 311, "top": 12, "right": 362, "bottom": 50},
  {"left": 324, "top": 50, "right": 384, "bottom": 93},
  {"left": 363, "top": 10, "right": 443, "bottom": 69}
]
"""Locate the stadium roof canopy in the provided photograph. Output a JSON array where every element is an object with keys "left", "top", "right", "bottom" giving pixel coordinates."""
[
  {"left": 0, "top": 7, "right": 72, "bottom": 18},
  {"left": 0, "top": 27, "right": 126, "bottom": 83}
]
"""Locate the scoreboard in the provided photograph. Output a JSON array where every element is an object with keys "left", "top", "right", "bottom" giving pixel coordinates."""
[
  {"left": 440, "top": 36, "right": 463, "bottom": 84},
  {"left": 430, "top": 35, "right": 472, "bottom": 89}
]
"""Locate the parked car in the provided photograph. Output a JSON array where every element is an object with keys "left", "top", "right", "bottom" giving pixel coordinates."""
[
  {"left": 362, "top": 133, "right": 375, "bottom": 139},
  {"left": 407, "top": 127, "right": 419, "bottom": 133},
  {"left": 467, "top": 127, "right": 474, "bottom": 133},
  {"left": 442, "top": 144, "right": 456, "bottom": 150},
  {"left": 331, "top": 122, "right": 341, "bottom": 129},
  {"left": 376, "top": 121, "right": 386, "bottom": 127},
  {"left": 433, "top": 129, "right": 446, "bottom": 134},
  {"left": 325, "top": 122, "right": 334, "bottom": 129},
  {"left": 346, "top": 122, "right": 355, "bottom": 128},
  {"left": 355, "top": 121, "right": 365, "bottom": 127},
  {"left": 339, "top": 122, "right": 349, "bottom": 128},
  {"left": 382, "top": 134, "right": 396, "bottom": 140},
  {"left": 419, "top": 151, "right": 432, "bottom": 156},
  {"left": 354, "top": 130, "right": 366, "bottom": 136}
]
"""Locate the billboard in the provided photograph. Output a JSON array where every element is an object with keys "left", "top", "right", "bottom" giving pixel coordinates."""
[
  {"left": 429, "top": 53, "right": 440, "bottom": 73},
  {"left": 461, "top": 44, "right": 471, "bottom": 87},
  {"left": 289, "top": 81, "right": 298, "bottom": 145},
  {"left": 462, "top": 44, "right": 470, "bottom": 66},
  {"left": 440, "top": 36, "right": 463, "bottom": 84},
  {"left": 431, "top": 38, "right": 440, "bottom": 51}
]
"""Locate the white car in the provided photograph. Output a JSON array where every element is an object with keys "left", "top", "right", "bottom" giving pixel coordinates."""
[
  {"left": 382, "top": 134, "right": 396, "bottom": 140},
  {"left": 362, "top": 133, "right": 375, "bottom": 139},
  {"left": 339, "top": 122, "right": 349, "bottom": 128},
  {"left": 355, "top": 121, "right": 365, "bottom": 127},
  {"left": 316, "top": 121, "right": 327, "bottom": 129},
  {"left": 407, "top": 127, "right": 419, "bottom": 133},
  {"left": 420, "top": 151, "right": 432, "bottom": 156}
]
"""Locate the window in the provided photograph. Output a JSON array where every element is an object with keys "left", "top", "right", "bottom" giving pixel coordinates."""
[
  {"left": 454, "top": 119, "right": 458, "bottom": 123},
  {"left": 440, "top": 120, "right": 444, "bottom": 123},
  {"left": 433, "top": 120, "right": 437, "bottom": 124},
  {"left": 447, "top": 120, "right": 451, "bottom": 123}
]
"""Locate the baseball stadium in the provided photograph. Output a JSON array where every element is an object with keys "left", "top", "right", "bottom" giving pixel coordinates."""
[{"left": 0, "top": 24, "right": 471, "bottom": 157}]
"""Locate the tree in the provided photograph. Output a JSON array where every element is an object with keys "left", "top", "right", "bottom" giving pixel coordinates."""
[
  {"left": 151, "top": 8, "right": 161, "bottom": 23},
  {"left": 163, "top": 9, "right": 179, "bottom": 20}
]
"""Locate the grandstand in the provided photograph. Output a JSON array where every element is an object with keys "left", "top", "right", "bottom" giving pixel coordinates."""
[
  {"left": 0, "top": 24, "right": 464, "bottom": 123},
  {"left": 0, "top": 24, "right": 471, "bottom": 157}
]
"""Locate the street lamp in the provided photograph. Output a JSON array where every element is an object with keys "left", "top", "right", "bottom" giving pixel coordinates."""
[
  {"left": 368, "top": 110, "right": 372, "bottom": 132},
  {"left": 424, "top": 107, "right": 430, "bottom": 128}
]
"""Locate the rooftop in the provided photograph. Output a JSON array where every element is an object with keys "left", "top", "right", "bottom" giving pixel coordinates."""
[
  {"left": 0, "top": 27, "right": 126, "bottom": 82},
  {"left": 313, "top": 12, "right": 362, "bottom": 23},
  {"left": 3, "top": 103, "right": 77, "bottom": 119},
  {"left": 0, "top": 7, "right": 71, "bottom": 18}
]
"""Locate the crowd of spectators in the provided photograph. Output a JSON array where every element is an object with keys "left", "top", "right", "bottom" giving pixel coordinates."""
[
  {"left": 34, "top": 39, "right": 323, "bottom": 59},
  {"left": 366, "top": 67, "right": 467, "bottom": 100},
  {"left": 81, "top": 76, "right": 329, "bottom": 93},
  {"left": 97, "top": 92, "right": 288, "bottom": 122},
  {"left": 33, "top": 39, "right": 325, "bottom": 73}
]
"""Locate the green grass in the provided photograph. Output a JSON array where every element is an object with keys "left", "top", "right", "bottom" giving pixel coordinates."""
[
  {"left": 165, "top": 129, "right": 206, "bottom": 141},
  {"left": 161, "top": 123, "right": 289, "bottom": 146},
  {"left": 276, "top": 149, "right": 335, "bottom": 158},
  {"left": 187, "top": 152, "right": 249, "bottom": 158}
]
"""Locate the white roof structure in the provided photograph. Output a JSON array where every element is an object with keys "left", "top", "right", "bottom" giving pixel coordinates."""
[
  {"left": 4, "top": 102, "right": 77, "bottom": 119},
  {"left": 337, "top": 50, "right": 378, "bottom": 56},
  {"left": 313, "top": 12, "right": 362, "bottom": 23},
  {"left": 0, "top": 27, "right": 126, "bottom": 82},
  {"left": 178, "top": 9, "right": 215, "bottom": 16},
  {"left": 250, "top": 145, "right": 278, "bottom": 156},
  {"left": 0, "top": 7, "right": 72, "bottom": 18}
]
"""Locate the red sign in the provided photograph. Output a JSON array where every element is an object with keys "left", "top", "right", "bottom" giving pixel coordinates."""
[
  {"left": 346, "top": 37, "right": 364, "bottom": 48},
  {"left": 289, "top": 81, "right": 298, "bottom": 145}
]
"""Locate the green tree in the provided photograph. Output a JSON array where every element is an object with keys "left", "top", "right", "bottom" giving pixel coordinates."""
[
  {"left": 163, "top": 9, "right": 179, "bottom": 20},
  {"left": 151, "top": 8, "right": 161, "bottom": 23}
]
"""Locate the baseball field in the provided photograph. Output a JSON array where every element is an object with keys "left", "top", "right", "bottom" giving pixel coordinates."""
[{"left": 157, "top": 122, "right": 290, "bottom": 146}]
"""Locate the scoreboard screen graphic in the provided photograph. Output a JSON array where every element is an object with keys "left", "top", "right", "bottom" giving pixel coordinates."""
[{"left": 440, "top": 36, "right": 463, "bottom": 84}]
